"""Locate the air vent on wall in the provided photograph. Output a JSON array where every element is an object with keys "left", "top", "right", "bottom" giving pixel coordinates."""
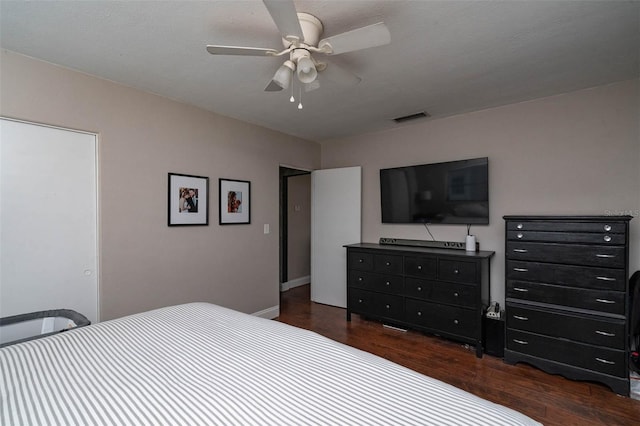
[{"left": 393, "top": 111, "right": 430, "bottom": 123}]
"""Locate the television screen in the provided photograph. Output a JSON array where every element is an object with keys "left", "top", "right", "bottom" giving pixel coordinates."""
[{"left": 380, "top": 157, "right": 489, "bottom": 224}]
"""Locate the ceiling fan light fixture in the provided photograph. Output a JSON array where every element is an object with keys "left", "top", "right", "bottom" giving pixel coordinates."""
[
  {"left": 296, "top": 56, "right": 317, "bottom": 83},
  {"left": 272, "top": 60, "right": 296, "bottom": 89}
]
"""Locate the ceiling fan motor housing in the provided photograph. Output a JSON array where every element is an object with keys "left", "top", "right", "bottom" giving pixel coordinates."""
[{"left": 281, "top": 13, "right": 323, "bottom": 48}]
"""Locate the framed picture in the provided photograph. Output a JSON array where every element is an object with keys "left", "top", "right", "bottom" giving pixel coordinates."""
[
  {"left": 219, "top": 178, "right": 250, "bottom": 225},
  {"left": 168, "top": 173, "right": 209, "bottom": 226}
]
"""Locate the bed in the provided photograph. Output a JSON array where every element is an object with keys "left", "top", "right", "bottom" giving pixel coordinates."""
[{"left": 1, "top": 302, "right": 541, "bottom": 425}]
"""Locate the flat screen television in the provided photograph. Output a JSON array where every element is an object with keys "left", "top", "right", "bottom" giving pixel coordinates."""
[{"left": 380, "top": 157, "right": 489, "bottom": 225}]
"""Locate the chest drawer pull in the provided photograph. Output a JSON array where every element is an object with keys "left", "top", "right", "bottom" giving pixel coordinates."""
[
  {"left": 513, "top": 268, "right": 529, "bottom": 272},
  {"left": 453, "top": 269, "right": 459, "bottom": 274},
  {"left": 596, "top": 254, "right": 616, "bottom": 258},
  {"left": 513, "top": 315, "right": 528, "bottom": 321},
  {"left": 595, "top": 330, "right": 615, "bottom": 337},
  {"left": 385, "top": 281, "right": 391, "bottom": 286},
  {"left": 358, "top": 259, "right": 364, "bottom": 263},
  {"left": 513, "top": 339, "right": 528, "bottom": 345},
  {"left": 417, "top": 286, "right": 422, "bottom": 291},
  {"left": 604, "top": 224, "right": 612, "bottom": 231},
  {"left": 513, "top": 249, "right": 528, "bottom": 253},
  {"left": 385, "top": 261, "right": 391, "bottom": 266},
  {"left": 358, "top": 277, "right": 363, "bottom": 282},
  {"left": 453, "top": 292, "right": 459, "bottom": 297},
  {"left": 516, "top": 233, "right": 523, "bottom": 239},
  {"left": 596, "top": 276, "right": 616, "bottom": 282},
  {"left": 453, "top": 319, "right": 459, "bottom": 324},
  {"left": 603, "top": 235, "right": 612, "bottom": 242},
  {"left": 595, "top": 357, "right": 615, "bottom": 365},
  {"left": 513, "top": 287, "right": 529, "bottom": 293},
  {"left": 385, "top": 304, "right": 391, "bottom": 309},
  {"left": 516, "top": 223, "right": 523, "bottom": 229},
  {"left": 358, "top": 299, "right": 363, "bottom": 303},
  {"left": 595, "top": 299, "right": 616, "bottom": 304},
  {"left": 417, "top": 311, "right": 422, "bottom": 316}
]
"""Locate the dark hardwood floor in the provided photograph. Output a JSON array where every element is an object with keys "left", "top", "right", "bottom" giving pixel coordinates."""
[{"left": 277, "top": 284, "right": 640, "bottom": 426}]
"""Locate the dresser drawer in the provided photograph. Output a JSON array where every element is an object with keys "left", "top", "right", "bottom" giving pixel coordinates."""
[
  {"left": 373, "top": 254, "right": 403, "bottom": 275},
  {"left": 348, "top": 251, "right": 374, "bottom": 271},
  {"left": 507, "top": 221, "right": 626, "bottom": 234},
  {"left": 506, "top": 303, "right": 625, "bottom": 348},
  {"left": 405, "top": 299, "right": 477, "bottom": 339},
  {"left": 506, "top": 230, "right": 625, "bottom": 245},
  {"left": 437, "top": 259, "right": 477, "bottom": 284},
  {"left": 506, "top": 242, "right": 625, "bottom": 268},
  {"left": 348, "top": 288, "right": 404, "bottom": 321},
  {"left": 506, "top": 329, "right": 626, "bottom": 377},
  {"left": 506, "top": 260, "right": 626, "bottom": 291},
  {"left": 404, "top": 256, "right": 437, "bottom": 278},
  {"left": 348, "top": 270, "right": 403, "bottom": 294},
  {"left": 405, "top": 278, "right": 477, "bottom": 308},
  {"left": 506, "top": 280, "right": 624, "bottom": 315}
]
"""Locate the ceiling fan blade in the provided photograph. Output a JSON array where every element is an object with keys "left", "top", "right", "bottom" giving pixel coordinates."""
[
  {"left": 320, "top": 62, "right": 361, "bottom": 87},
  {"left": 206, "top": 45, "right": 278, "bottom": 56},
  {"left": 263, "top": 0, "right": 304, "bottom": 42},
  {"left": 318, "top": 22, "right": 390, "bottom": 55},
  {"left": 264, "top": 80, "right": 284, "bottom": 92}
]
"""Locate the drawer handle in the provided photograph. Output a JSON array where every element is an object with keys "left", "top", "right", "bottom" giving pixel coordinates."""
[
  {"left": 595, "top": 330, "right": 615, "bottom": 337},
  {"left": 516, "top": 223, "right": 523, "bottom": 229},
  {"left": 513, "top": 315, "right": 528, "bottom": 321},
  {"left": 596, "top": 299, "right": 616, "bottom": 304},
  {"left": 385, "top": 281, "right": 391, "bottom": 286},
  {"left": 513, "top": 268, "right": 529, "bottom": 272},
  {"left": 453, "top": 319, "right": 459, "bottom": 325},
  {"left": 417, "top": 286, "right": 422, "bottom": 291},
  {"left": 453, "top": 292, "right": 459, "bottom": 297},
  {"left": 513, "top": 249, "right": 528, "bottom": 253},
  {"left": 358, "top": 299, "right": 363, "bottom": 303},
  {"left": 417, "top": 311, "right": 422, "bottom": 316},
  {"left": 453, "top": 269, "right": 459, "bottom": 275},
  {"left": 513, "top": 339, "right": 528, "bottom": 345},
  {"left": 604, "top": 224, "right": 612, "bottom": 231},
  {"left": 516, "top": 233, "right": 523, "bottom": 239},
  {"left": 385, "top": 304, "right": 390, "bottom": 309},
  {"left": 358, "top": 259, "right": 364, "bottom": 263},
  {"left": 385, "top": 261, "right": 391, "bottom": 266},
  {"left": 596, "top": 276, "right": 616, "bottom": 281},
  {"left": 417, "top": 265, "right": 422, "bottom": 270},
  {"left": 595, "top": 357, "right": 615, "bottom": 365},
  {"left": 603, "top": 235, "right": 612, "bottom": 242},
  {"left": 358, "top": 277, "right": 363, "bottom": 282},
  {"left": 513, "top": 287, "right": 529, "bottom": 293},
  {"left": 595, "top": 254, "right": 616, "bottom": 258}
]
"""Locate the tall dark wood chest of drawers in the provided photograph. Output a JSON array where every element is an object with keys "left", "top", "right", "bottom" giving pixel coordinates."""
[
  {"left": 345, "top": 243, "right": 494, "bottom": 358},
  {"left": 503, "top": 215, "right": 633, "bottom": 395}
]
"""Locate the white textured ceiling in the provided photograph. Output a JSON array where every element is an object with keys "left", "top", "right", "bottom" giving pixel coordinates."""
[{"left": 1, "top": 1, "right": 638, "bottom": 142}]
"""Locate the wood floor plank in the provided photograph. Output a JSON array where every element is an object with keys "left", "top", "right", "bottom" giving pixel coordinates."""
[{"left": 277, "top": 285, "right": 640, "bottom": 426}]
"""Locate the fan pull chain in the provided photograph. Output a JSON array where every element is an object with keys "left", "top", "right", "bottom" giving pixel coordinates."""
[
  {"left": 289, "top": 78, "right": 295, "bottom": 103},
  {"left": 298, "top": 86, "right": 303, "bottom": 110}
]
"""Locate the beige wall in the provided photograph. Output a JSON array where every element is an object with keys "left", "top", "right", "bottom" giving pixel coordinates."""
[
  {"left": 287, "top": 174, "right": 311, "bottom": 282},
  {"left": 0, "top": 50, "right": 320, "bottom": 320},
  {"left": 321, "top": 79, "right": 640, "bottom": 304}
]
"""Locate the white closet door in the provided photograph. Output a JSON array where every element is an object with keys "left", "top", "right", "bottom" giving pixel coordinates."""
[
  {"left": 311, "top": 166, "right": 361, "bottom": 308},
  {"left": 0, "top": 119, "right": 98, "bottom": 323}
]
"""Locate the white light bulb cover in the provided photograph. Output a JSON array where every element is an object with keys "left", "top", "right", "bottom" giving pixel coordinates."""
[
  {"left": 272, "top": 60, "right": 295, "bottom": 89},
  {"left": 296, "top": 57, "right": 317, "bottom": 84}
]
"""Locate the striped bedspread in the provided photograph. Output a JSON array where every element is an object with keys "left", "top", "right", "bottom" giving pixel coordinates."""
[{"left": 1, "top": 303, "right": 541, "bottom": 425}]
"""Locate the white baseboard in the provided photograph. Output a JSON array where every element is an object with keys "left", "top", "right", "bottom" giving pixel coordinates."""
[
  {"left": 281, "top": 275, "right": 310, "bottom": 292},
  {"left": 252, "top": 305, "right": 279, "bottom": 319}
]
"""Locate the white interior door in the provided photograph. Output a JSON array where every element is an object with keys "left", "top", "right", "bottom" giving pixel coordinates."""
[
  {"left": 311, "top": 166, "right": 361, "bottom": 308},
  {"left": 0, "top": 119, "right": 98, "bottom": 323}
]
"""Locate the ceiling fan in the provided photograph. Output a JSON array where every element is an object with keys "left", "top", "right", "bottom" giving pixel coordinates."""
[{"left": 206, "top": 0, "right": 391, "bottom": 101}]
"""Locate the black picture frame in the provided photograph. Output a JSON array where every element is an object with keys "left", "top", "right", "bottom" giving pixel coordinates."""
[
  {"left": 168, "top": 173, "right": 209, "bottom": 226},
  {"left": 219, "top": 178, "right": 251, "bottom": 225}
]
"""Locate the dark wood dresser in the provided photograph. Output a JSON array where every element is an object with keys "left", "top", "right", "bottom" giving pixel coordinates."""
[
  {"left": 503, "top": 215, "right": 633, "bottom": 395},
  {"left": 345, "top": 243, "right": 494, "bottom": 357}
]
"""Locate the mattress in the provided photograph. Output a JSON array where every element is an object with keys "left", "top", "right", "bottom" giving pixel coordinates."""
[{"left": 1, "top": 302, "right": 541, "bottom": 425}]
